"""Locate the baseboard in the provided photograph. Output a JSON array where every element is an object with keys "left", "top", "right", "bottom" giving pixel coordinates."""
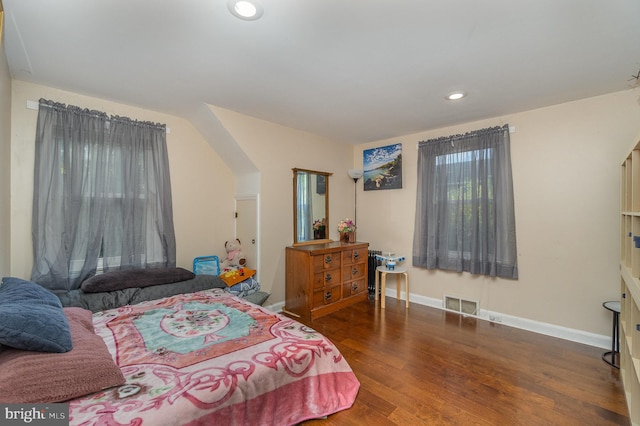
[
  {"left": 267, "top": 300, "right": 286, "bottom": 313},
  {"left": 393, "top": 290, "right": 611, "bottom": 350}
]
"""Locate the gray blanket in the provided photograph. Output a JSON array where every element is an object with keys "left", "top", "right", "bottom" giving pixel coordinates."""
[{"left": 55, "top": 274, "right": 269, "bottom": 312}]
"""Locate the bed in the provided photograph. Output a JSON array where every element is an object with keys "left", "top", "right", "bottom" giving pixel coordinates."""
[{"left": 0, "top": 276, "right": 360, "bottom": 425}]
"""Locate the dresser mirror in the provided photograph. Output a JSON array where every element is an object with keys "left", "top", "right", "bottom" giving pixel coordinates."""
[{"left": 292, "top": 168, "right": 332, "bottom": 245}]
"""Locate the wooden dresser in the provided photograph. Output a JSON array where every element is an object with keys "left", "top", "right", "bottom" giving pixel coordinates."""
[{"left": 285, "top": 241, "right": 369, "bottom": 320}]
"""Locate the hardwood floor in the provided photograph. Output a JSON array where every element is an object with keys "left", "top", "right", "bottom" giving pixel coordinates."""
[{"left": 290, "top": 296, "right": 630, "bottom": 426}]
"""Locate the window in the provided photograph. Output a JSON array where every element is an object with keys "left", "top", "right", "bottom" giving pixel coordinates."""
[
  {"left": 31, "top": 99, "right": 176, "bottom": 291},
  {"left": 413, "top": 125, "right": 518, "bottom": 279}
]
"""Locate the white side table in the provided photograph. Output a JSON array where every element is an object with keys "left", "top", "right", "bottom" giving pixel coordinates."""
[{"left": 374, "top": 265, "right": 409, "bottom": 309}]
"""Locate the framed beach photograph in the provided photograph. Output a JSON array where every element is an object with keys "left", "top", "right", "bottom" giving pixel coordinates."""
[{"left": 363, "top": 143, "right": 403, "bottom": 191}]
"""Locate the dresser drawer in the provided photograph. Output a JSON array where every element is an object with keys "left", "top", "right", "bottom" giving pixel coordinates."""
[
  {"left": 343, "top": 278, "right": 367, "bottom": 296},
  {"left": 312, "top": 252, "right": 340, "bottom": 270},
  {"left": 312, "top": 283, "right": 342, "bottom": 308},
  {"left": 342, "top": 247, "right": 366, "bottom": 265},
  {"left": 342, "top": 262, "right": 366, "bottom": 281},
  {"left": 312, "top": 269, "right": 341, "bottom": 290}
]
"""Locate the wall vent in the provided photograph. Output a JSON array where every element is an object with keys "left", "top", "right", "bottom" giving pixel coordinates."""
[{"left": 444, "top": 295, "right": 479, "bottom": 316}]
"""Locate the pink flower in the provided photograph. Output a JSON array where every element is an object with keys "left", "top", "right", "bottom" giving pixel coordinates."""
[
  {"left": 337, "top": 218, "right": 356, "bottom": 233},
  {"left": 313, "top": 218, "right": 326, "bottom": 230}
]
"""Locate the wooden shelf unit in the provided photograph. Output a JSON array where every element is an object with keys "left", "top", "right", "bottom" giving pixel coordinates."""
[
  {"left": 285, "top": 241, "right": 369, "bottom": 321},
  {"left": 620, "top": 139, "right": 640, "bottom": 425}
]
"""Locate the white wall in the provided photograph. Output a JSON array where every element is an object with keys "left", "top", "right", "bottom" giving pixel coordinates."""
[
  {"left": 354, "top": 89, "right": 640, "bottom": 337},
  {"left": 9, "top": 81, "right": 236, "bottom": 279}
]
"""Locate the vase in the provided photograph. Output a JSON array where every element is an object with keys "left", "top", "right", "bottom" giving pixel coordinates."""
[
  {"left": 342, "top": 231, "right": 355, "bottom": 243},
  {"left": 314, "top": 229, "right": 326, "bottom": 240}
]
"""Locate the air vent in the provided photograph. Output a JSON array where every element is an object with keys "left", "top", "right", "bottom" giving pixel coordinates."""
[{"left": 444, "top": 295, "right": 479, "bottom": 316}]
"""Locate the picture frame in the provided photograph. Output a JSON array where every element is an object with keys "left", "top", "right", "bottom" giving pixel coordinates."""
[{"left": 363, "top": 143, "right": 403, "bottom": 191}]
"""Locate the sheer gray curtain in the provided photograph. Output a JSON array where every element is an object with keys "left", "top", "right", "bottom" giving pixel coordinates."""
[
  {"left": 412, "top": 125, "right": 518, "bottom": 279},
  {"left": 296, "top": 172, "right": 313, "bottom": 242},
  {"left": 31, "top": 99, "right": 176, "bottom": 291}
]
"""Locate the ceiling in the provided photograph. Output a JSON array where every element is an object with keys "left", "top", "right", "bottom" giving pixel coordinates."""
[{"left": 3, "top": 0, "right": 640, "bottom": 145}]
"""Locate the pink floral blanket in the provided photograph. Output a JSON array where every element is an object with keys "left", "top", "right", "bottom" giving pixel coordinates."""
[{"left": 68, "top": 289, "right": 360, "bottom": 425}]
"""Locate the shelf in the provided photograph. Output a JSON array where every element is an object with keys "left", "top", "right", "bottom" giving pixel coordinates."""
[
  {"left": 620, "top": 140, "right": 640, "bottom": 426},
  {"left": 620, "top": 264, "right": 640, "bottom": 308}
]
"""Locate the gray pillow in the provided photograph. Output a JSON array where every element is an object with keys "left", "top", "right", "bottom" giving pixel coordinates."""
[
  {"left": 81, "top": 267, "right": 195, "bottom": 293},
  {"left": 243, "top": 291, "right": 270, "bottom": 306},
  {"left": 0, "top": 277, "right": 73, "bottom": 352}
]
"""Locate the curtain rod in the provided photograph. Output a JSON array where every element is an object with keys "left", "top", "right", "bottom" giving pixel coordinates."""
[
  {"left": 416, "top": 125, "right": 515, "bottom": 148},
  {"left": 26, "top": 99, "right": 171, "bottom": 134}
]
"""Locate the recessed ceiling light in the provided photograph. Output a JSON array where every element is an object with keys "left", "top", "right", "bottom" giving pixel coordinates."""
[
  {"left": 228, "top": 0, "right": 263, "bottom": 20},
  {"left": 446, "top": 92, "right": 466, "bottom": 100}
]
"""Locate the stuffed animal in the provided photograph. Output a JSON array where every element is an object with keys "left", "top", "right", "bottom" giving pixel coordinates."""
[{"left": 220, "top": 238, "right": 247, "bottom": 271}]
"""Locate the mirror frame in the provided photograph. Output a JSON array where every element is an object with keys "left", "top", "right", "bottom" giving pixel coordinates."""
[{"left": 292, "top": 168, "right": 332, "bottom": 246}]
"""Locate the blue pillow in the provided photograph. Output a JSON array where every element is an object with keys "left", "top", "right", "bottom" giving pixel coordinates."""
[{"left": 0, "top": 277, "right": 72, "bottom": 352}]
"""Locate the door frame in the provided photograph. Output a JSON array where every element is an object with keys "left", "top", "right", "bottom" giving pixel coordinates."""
[{"left": 234, "top": 194, "right": 260, "bottom": 281}]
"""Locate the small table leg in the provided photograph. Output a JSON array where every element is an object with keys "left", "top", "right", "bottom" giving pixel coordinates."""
[
  {"left": 602, "top": 311, "right": 620, "bottom": 368},
  {"left": 404, "top": 272, "right": 409, "bottom": 309},
  {"left": 381, "top": 273, "right": 386, "bottom": 309},
  {"left": 374, "top": 269, "right": 379, "bottom": 301}
]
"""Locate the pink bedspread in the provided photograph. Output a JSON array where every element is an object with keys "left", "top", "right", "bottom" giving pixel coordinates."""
[{"left": 68, "top": 289, "right": 359, "bottom": 425}]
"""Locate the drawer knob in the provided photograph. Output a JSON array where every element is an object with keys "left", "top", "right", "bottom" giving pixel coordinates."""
[
  {"left": 622, "top": 292, "right": 626, "bottom": 299},
  {"left": 325, "top": 273, "right": 332, "bottom": 282},
  {"left": 352, "top": 283, "right": 359, "bottom": 291},
  {"left": 353, "top": 251, "right": 360, "bottom": 260},
  {"left": 352, "top": 267, "right": 358, "bottom": 276},
  {"left": 325, "top": 292, "right": 332, "bottom": 300},
  {"left": 325, "top": 255, "right": 332, "bottom": 264}
]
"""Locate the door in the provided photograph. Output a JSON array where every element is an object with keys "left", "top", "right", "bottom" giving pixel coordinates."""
[{"left": 235, "top": 196, "right": 258, "bottom": 273}]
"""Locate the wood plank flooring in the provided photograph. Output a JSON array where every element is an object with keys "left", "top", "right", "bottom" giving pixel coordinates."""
[{"left": 289, "top": 296, "right": 629, "bottom": 426}]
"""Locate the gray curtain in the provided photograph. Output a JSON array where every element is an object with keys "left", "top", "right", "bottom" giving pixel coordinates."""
[
  {"left": 31, "top": 99, "right": 176, "bottom": 291},
  {"left": 413, "top": 124, "right": 518, "bottom": 279}
]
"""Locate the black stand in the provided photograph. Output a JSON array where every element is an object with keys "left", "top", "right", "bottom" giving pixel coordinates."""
[{"left": 602, "top": 301, "right": 620, "bottom": 369}]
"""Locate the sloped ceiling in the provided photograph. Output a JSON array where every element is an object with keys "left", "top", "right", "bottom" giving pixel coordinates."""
[{"left": 3, "top": 0, "right": 640, "bottom": 144}]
